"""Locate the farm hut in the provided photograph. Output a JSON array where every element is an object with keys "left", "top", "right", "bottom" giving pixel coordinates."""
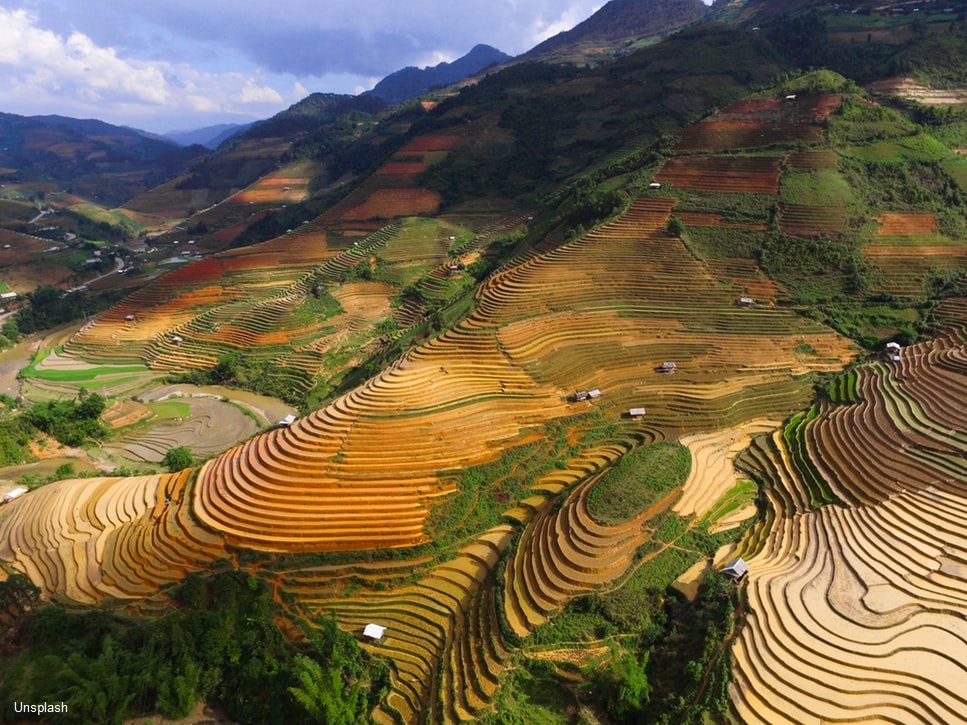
[
  {"left": 124, "top": 314, "right": 136, "bottom": 321},
  {"left": 890, "top": 355, "right": 901, "bottom": 363},
  {"left": 738, "top": 297, "right": 755, "bottom": 306},
  {"left": 588, "top": 389, "right": 601, "bottom": 399},
  {"left": 2, "top": 487, "right": 28, "bottom": 503},
  {"left": 0, "top": 291, "right": 17, "bottom": 300},
  {"left": 657, "top": 361, "right": 677, "bottom": 372},
  {"left": 785, "top": 94, "right": 797, "bottom": 100},
  {"left": 574, "top": 391, "right": 590, "bottom": 402},
  {"left": 629, "top": 407, "right": 647, "bottom": 418},
  {"left": 171, "top": 335, "right": 183, "bottom": 344},
  {"left": 722, "top": 557, "right": 748, "bottom": 579},
  {"left": 278, "top": 414, "right": 297, "bottom": 426},
  {"left": 363, "top": 623, "right": 386, "bottom": 643},
  {"left": 886, "top": 342, "right": 901, "bottom": 352},
  {"left": 649, "top": 182, "right": 662, "bottom": 189}
]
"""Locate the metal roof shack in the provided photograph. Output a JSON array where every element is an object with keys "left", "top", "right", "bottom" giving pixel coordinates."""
[
  {"left": 363, "top": 623, "right": 386, "bottom": 642},
  {"left": 886, "top": 342, "right": 901, "bottom": 352},
  {"left": 573, "top": 391, "right": 590, "bottom": 401},
  {"left": 738, "top": 297, "right": 755, "bottom": 306},
  {"left": 648, "top": 182, "right": 662, "bottom": 189},
  {"left": 890, "top": 355, "right": 901, "bottom": 363},
  {"left": 657, "top": 361, "right": 677, "bottom": 372},
  {"left": 171, "top": 335, "right": 183, "bottom": 344},
  {"left": 722, "top": 557, "right": 748, "bottom": 580},
  {"left": 587, "top": 388, "right": 601, "bottom": 399},
  {"left": 2, "top": 487, "right": 28, "bottom": 503},
  {"left": 278, "top": 414, "right": 297, "bottom": 426},
  {"left": 628, "top": 407, "right": 647, "bottom": 417}
]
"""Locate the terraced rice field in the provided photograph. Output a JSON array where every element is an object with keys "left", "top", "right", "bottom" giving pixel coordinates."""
[
  {"left": 876, "top": 212, "right": 939, "bottom": 236},
  {"left": 779, "top": 204, "right": 848, "bottom": 236},
  {"left": 731, "top": 326, "right": 967, "bottom": 723},
  {"left": 673, "top": 94, "right": 837, "bottom": 152},
  {"left": 863, "top": 230, "right": 967, "bottom": 296},
  {"left": 0, "top": 469, "right": 228, "bottom": 604},
  {"left": 656, "top": 155, "right": 781, "bottom": 194}
]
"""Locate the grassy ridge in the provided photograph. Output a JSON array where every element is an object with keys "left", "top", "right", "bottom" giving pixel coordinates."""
[{"left": 587, "top": 442, "right": 691, "bottom": 525}]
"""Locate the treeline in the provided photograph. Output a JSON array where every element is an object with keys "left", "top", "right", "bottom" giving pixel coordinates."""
[
  {"left": 0, "top": 571, "right": 389, "bottom": 724},
  {"left": 22, "top": 391, "right": 107, "bottom": 447},
  {"left": 3, "top": 285, "right": 125, "bottom": 344}
]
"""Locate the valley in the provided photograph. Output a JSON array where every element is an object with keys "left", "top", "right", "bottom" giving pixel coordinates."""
[{"left": 0, "top": 3, "right": 965, "bottom": 724}]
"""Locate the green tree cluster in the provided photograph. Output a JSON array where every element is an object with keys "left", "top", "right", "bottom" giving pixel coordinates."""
[
  {"left": 1, "top": 571, "right": 387, "bottom": 724},
  {"left": 22, "top": 392, "right": 107, "bottom": 447}
]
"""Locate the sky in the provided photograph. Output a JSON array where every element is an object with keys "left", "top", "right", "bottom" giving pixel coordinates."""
[{"left": 0, "top": 0, "right": 611, "bottom": 133}]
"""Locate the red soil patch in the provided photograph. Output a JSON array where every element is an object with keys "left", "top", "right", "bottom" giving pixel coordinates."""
[
  {"left": 340, "top": 189, "right": 442, "bottom": 221},
  {"left": 376, "top": 161, "right": 428, "bottom": 175},
  {"left": 675, "top": 121, "right": 823, "bottom": 152},
  {"left": 157, "top": 257, "right": 225, "bottom": 286},
  {"left": 674, "top": 212, "right": 767, "bottom": 230},
  {"left": 656, "top": 156, "right": 781, "bottom": 194},
  {"left": 398, "top": 135, "right": 463, "bottom": 153},
  {"left": 716, "top": 97, "right": 782, "bottom": 121},
  {"left": 796, "top": 94, "right": 842, "bottom": 122},
  {"left": 875, "top": 213, "right": 938, "bottom": 236}
]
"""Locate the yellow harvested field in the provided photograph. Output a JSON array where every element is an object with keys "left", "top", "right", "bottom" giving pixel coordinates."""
[
  {"left": 0, "top": 470, "right": 228, "bottom": 603},
  {"left": 674, "top": 418, "right": 778, "bottom": 518},
  {"left": 731, "top": 331, "right": 967, "bottom": 723}
]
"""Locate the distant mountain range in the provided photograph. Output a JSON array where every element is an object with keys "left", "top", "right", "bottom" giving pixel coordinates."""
[
  {"left": 365, "top": 44, "right": 512, "bottom": 106},
  {"left": 165, "top": 123, "right": 254, "bottom": 149},
  {"left": 0, "top": 113, "right": 207, "bottom": 205}
]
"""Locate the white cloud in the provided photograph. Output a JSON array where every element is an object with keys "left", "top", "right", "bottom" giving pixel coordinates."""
[
  {"left": 0, "top": 7, "right": 290, "bottom": 128},
  {"left": 531, "top": 4, "right": 599, "bottom": 45}
]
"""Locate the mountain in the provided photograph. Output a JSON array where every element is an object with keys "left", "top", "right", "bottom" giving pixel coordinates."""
[
  {"left": 523, "top": 0, "right": 710, "bottom": 63},
  {"left": 2, "top": 9, "right": 967, "bottom": 725},
  {"left": 165, "top": 123, "right": 253, "bottom": 149},
  {"left": 123, "top": 92, "right": 387, "bottom": 222},
  {"left": 365, "top": 43, "right": 511, "bottom": 105},
  {"left": 0, "top": 112, "right": 207, "bottom": 205}
]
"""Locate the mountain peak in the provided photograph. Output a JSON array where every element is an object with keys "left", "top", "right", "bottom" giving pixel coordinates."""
[{"left": 366, "top": 44, "right": 512, "bottom": 106}]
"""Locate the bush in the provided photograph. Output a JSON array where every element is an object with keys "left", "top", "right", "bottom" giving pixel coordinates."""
[{"left": 162, "top": 446, "right": 194, "bottom": 472}]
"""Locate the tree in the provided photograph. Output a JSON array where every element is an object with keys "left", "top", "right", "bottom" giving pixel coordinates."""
[
  {"left": 668, "top": 215, "right": 685, "bottom": 237},
  {"left": 288, "top": 654, "right": 366, "bottom": 725},
  {"left": 162, "top": 446, "right": 194, "bottom": 472},
  {"left": 0, "top": 573, "right": 40, "bottom": 621}
]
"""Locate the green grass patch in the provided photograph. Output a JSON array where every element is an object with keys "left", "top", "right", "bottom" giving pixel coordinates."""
[
  {"left": 148, "top": 400, "right": 191, "bottom": 419},
  {"left": 22, "top": 360, "right": 149, "bottom": 383},
  {"left": 827, "top": 369, "right": 861, "bottom": 405},
  {"left": 586, "top": 442, "right": 691, "bottom": 525},
  {"left": 701, "top": 479, "right": 758, "bottom": 527},
  {"left": 845, "top": 133, "right": 953, "bottom": 164},
  {"left": 942, "top": 158, "right": 967, "bottom": 192},
  {"left": 780, "top": 168, "right": 854, "bottom": 207},
  {"left": 671, "top": 190, "right": 775, "bottom": 225},
  {"left": 680, "top": 227, "right": 766, "bottom": 260}
]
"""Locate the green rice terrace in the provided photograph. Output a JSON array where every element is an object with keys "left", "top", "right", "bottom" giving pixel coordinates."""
[{"left": 0, "top": 14, "right": 966, "bottom": 725}]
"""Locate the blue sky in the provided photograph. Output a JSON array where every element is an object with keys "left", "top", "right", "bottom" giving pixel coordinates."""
[{"left": 0, "top": 1, "right": 608, "bottom": 132}]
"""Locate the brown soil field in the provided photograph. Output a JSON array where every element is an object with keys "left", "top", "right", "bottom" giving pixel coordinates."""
[
  {"left": 397, "top": 135, "right": 463, "bottom": 153},
  {"left": 871, "top": 77, "right": 967, "bottom": 105},
  {"left": 675, "top": 120, "right": 823, "bottom": 152},
  {"left": 340, "top": 188, "right": 442, "bottom": 220},
  {"left": 656, "top": 155, "right": 781, "bottom": 194},
  {"left": 875, "top": 212, "right": 939, "bottom": 236}
]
